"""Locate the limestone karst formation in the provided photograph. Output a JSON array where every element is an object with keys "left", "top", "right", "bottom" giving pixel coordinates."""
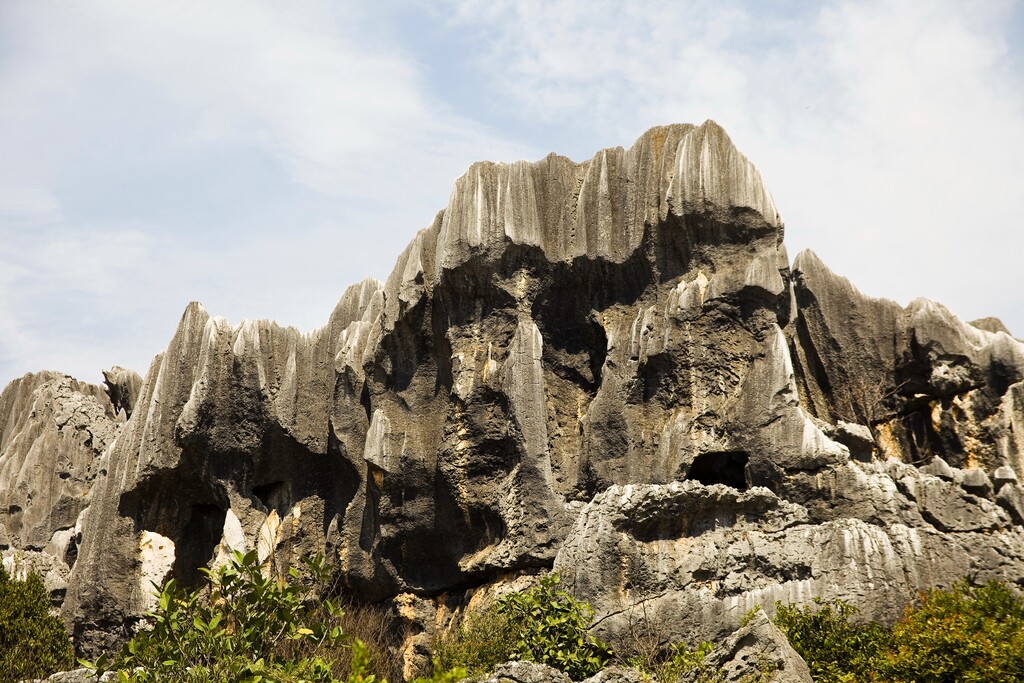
[{"left": 3, "top": 121, "right": 1024, "bottom": 676}]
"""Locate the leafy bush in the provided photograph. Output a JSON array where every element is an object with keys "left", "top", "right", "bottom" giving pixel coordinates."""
[
  {"left": 880, "top": 580, "right": 1024, "bottom": 683},
  {"left": 775, "top": 581, "right": 1024, "bottom": 683},
  {"left": 0, "top": 563, "right": 74, "bottom": 682},
  {"left": 496, "top": 574, "right": 613, "bottom": 680},
  {"left": 88, "top": 550, "right": 381, "bottom": 683},
  {"left": 432, "top": 600, "right": 517, "bottom": 677},
  {"left": 774, "top": 597, "right": 890, "bottom": 683},
  {"left": 434, "top": 573, "right": 612, "bottom": 681}
]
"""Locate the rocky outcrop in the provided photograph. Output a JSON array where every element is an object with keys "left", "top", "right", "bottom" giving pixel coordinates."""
[
  {"left": 700, "top": 610, "right": 812, "bottom": 683},
  {"left": 63, "top": 278, "right": 383, "bottom": 652},
  {"left": 790, "top": 250, "right": 1024, "bottom": 472},
  {"left": 473, "top": 662, "right": 572, "bottom": 683},
  {"left": 2, "top": 120, "right": 1023, "bottom": 668},
  {"left": 0, "top": 372, "right": 122, "bottom": 601},
  {"left": 554, "top": 469, "right": 1024, "bottom": 647},
  {"left": 101, "top": 366, "right": 143, "bottom": 419},
  {"left": 34, "top": 669, "right": 115, "bottom": 683}
]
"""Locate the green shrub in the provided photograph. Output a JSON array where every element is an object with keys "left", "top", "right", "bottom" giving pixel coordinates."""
[
  {"left": 496, "top": 574, "right": 613, "bottom": 680},
  {"left": 0, "top": 563, "right": 74, "bottom": 682},
  {"left": 774, "top": 597, "right": 889, "bottom": 683},
  {"left": 880, "top": 580, "right": 1024, "bottom": 683},
  {"left": 432, "top": 601, "right": 517, "bottom": 677},
  {"left": 641, "top": 641, "right": 723, "bottom": 683},
  {"left": 775, "top": 582, "right": 1024, "bottom": 683},
  {"left": 411, "top": 661, "right": 469, "bottom": 683},
  {"left": 88, "top": 550, "right": 381, "bottom": 683},
  {"left": 434, "top": 573, "right": 612, "bottom": 681}
]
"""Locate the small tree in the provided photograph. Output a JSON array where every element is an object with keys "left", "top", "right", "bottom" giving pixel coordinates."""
[
  {"left": 881, "top": 581, "right": 1024, "bottom": 683},
  {"left": 495, "top": 574, "right": 612, "bottom": 680},
  {"left": 774, "top": 597, "right": 889, "bottom": 683},
  {"left": 0, "top": 563, "right": 75, "bottom": 682},
  {"left": 433, "top": 573, "right": 612, "bottom": 681},
  {"left": 88, "top": 550, "right": 378, "bottom": 683}
]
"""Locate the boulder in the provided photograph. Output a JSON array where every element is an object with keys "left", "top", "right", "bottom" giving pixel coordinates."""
[
  {"left": 697, "top": 610, "right": 812, "bottom": 683},
  {"left": 477, "top": 661, "right": 571, "bottom": 683}
]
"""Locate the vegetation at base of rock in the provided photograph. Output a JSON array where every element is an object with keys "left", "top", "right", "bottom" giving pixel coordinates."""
[
  {"left": 774, "top": 598, "right": 890, "bottom": 683},
  {"left": 434, "top": 573, "right": 612, "bottom": 680},
  {"left": 497, "top": 574, "right": 614, "bottom": 680},
  {"left": 85, "top": 550, "right": 383, "bottom": 683},
  {"left": 0, "top": 563, "right": 75, "bottom": 683},
  {"left": 775, "top": 580, "right": 1024, "bottom": 683},
  {"left": 614, "top": 606, "right": 728, "bottom": 683},
  {"left": 432, "top": 601, "right": 518, "bottom": 678},
  {"left": 66, "top": 564, "right": 1024, "bottom": 682},
  {"left": 627, "top": 640, "right": 723, "bottom": 683},
  {"left": 883, "top": 580, "right": 1024, "bottom": 683},
  {"left": 433, "top": 573, "right": 777, "bottom": 683}
]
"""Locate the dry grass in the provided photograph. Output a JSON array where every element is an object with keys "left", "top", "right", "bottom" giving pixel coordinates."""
[{"left": 284, "top": 595, "right": 408, "bottom": 682}]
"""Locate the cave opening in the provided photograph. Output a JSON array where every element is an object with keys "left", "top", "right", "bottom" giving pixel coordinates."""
[
  {"left": 173, "top": 503, "right": 226, "bottom": 588},
  {"left": 686, "top": 451, "right": 750, "bottom": 490},
  {"left": 253, "top": 481, "right": 289, "bottom": 516}
]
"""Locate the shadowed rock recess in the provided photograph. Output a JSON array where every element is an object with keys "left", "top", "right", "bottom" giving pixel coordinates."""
[{"left": 3, "top": 121, "right": 1024, "bottom": 669}]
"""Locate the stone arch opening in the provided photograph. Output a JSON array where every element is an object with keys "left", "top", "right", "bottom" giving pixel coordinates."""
[{"left": 686, "top": 451, "right": 750, "bottom": 490}]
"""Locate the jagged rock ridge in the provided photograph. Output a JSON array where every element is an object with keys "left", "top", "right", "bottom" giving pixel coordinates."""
[{"left": 1, "top": 121, "right": 1023, "bottom": 673}]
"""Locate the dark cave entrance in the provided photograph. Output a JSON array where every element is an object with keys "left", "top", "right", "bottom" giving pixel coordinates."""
[
  {"left": 173, "top": 503, "right": 227, "bottom": 588},
  {"left": 253, "top": 480, "right": 289, "bottom": 517},
  {"left": 686, "top": 451, "right": 750, "bottom": 490}
]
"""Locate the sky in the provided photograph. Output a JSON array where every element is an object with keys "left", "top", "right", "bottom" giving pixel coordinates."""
[{"left": 1, "top": 0, "right": 1022, "bottom": 390}]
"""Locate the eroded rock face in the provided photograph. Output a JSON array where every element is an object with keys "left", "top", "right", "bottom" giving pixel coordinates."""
[
  {"left": 791, "top": 249, "right": 1024, "bottom": 473},
  {"left": 0, "top": 372, "right": 122, "bottom": 602},
  {"left": 554, "top": 470, "right": 1024, "bottom": 646},
  {"left": 703, "top": 610, "right": 812, "bottom": 683},
  {"left": 2, "top": 121, "right": 1023, "bottom": 663},
  {"left": 101, "top": 366, "right": 143, "bottom": 419}
]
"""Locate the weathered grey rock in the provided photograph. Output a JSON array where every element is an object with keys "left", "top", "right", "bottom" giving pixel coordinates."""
[
  {"left": 0, "top": 372, "right": 123, "bottom": 604},
  {"left": 695, "top": 610, "right": 811, "bottom": 683},
  {"left": 33, "top": 669, "right": 115, "bottom": 682},
  {"left": 580, "top": 666, "right": 645, "bottom": 683},
  {"left": 780, "top": 460, "right": 924, "bottom": 526},
  {"left": 555, "top": 477, "right": 1023, "bottom": 646},
  {"left": 0, "top": 120, "right": 1018, "bottom": 663},
  {"left": 64, "top": 278, "right": 384, "bottom": 654},
  {"left": 477, "top": 661, "right": 571, "bottom": 683},
  {"left": 832, "top": 421, "right": 875, "bottom": 462},
  {"left": 997, "top": 483, "right": 1024, "bottom": 525},
  {"left": 788, "top": 250, "right": 904, "bottom": 429},
  {"left": 960, "top": 467, "right": 994, "bottom": 499},
  {"left": 913, "top": 474, "right": 1007, "bottom": 531},
  {"left": 61, "top": 121, "right": 829, "bottom": 654},
  {"left": 101, "top": 366, "right": 143, "bottom": 418},
  {"left": 970, "top": 317, "right": 1013, "bottom": 335},
  {"left": 994, "top": 465, "right": 1019, "bottom": 489},
  {"left": 921, "top": 456, "right": 955, "bottom": 481},
  {"left": 1, "top": 548, "right": 71, "bottom": 603},
  {"left": 790, "top": 253, "right": 1024, "bottom": 474}
]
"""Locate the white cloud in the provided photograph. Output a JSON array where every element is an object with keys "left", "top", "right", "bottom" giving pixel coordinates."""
[
  {"left": 441, "top": 0, "right": 1024, "bottom": 332},
  {"left": 0, "top": 0, "right": 531, "bottom": 200},
  {"left": 0, "top": 225, "right": 166, "bottom": 385},
  {"left": 0, "top": 0, "right": 539, "bottom": 388},
  {"left": 0, "top": 185, "right": 63, "bottom": 227}
]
